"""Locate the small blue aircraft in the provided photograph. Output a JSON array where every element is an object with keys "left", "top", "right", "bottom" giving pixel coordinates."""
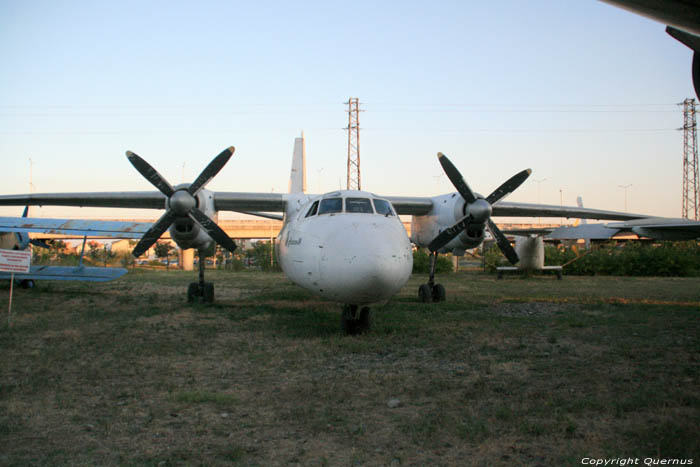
[{"left": 0, "top": 207, "right": 149, "bottom": 288}]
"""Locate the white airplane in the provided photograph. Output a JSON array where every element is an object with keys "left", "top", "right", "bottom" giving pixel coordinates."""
[{"left": 0, "top": 137, "right": 648, "bottom": 332}]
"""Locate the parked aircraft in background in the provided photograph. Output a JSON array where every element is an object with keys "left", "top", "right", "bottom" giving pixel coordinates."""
[
  {"left": 0, "top": 208, "right": 130, "bottom": 287},
  {"left": 601, "top": 0, "right": 700, "bottom": 98},
  {"left": 0, "top": 136, "right": 649, "bottom": 332}
]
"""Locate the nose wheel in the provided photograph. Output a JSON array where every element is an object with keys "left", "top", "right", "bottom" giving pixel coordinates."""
[
  {"left": 187, "top": 250, "right": 215, "bottom": 303},
  {"left": 418, "top": 251, "right": 446, "bottom": 303},
  {"left": 341, "top": 304, "right": 371, "bottom": 334}
]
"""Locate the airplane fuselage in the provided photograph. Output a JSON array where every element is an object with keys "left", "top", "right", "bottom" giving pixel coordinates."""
[{"left": 276, "top": 190, "right": 413, "bottom": 305}]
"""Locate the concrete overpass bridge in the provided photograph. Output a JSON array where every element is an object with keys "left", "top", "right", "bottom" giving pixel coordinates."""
[{"left": 32, "top": 218, "right": 564, "bottom": 241}]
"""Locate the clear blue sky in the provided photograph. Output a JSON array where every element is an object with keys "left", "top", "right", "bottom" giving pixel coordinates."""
[{"left": 0, "top": 0, "right": 694, "bottom": 220}]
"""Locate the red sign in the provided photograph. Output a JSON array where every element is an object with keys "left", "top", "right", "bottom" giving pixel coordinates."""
[{"left": 0, "top": 249, "right": 31, "bottom": 273}]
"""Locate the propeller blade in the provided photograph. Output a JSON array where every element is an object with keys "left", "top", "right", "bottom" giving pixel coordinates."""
[
  {"left": 188, "top": 146, "right": 235, "bottom": 195},
  {"left": 485, "top": 168, "right": 532, "bottom": 205},
  {"left": 126, "top": 151, "right": 176, "bottom": 197},
  {"left": 30, "top": 239, "right": 50, "bottom": 249},
  {"left": 487, "top": 218, "right": 519, "bottom": 265},
  {"left": 189, "top": 208, "right": 237, "bottom": 253},
  {"left": 437, "top": 152, "right": 477, "bottom": 203},
  {"left": 132, "top": 210, "right": 177, "bottom": 257},
  {"left": 428, "top": 217, "right": 471, "bottom": 253}
]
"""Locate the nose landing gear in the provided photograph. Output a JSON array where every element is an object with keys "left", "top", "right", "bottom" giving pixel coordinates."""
[
  {"left": 187, "top": 251, "right": 215, "bottom": 303},
  {"left": 341, "top": 304, "right": 371, "bottom": 335},
  {"left": 418, "top": 251, "right": 446, "bottom": 303}
]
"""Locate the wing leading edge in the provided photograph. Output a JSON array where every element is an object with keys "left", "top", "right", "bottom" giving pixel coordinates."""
[
  {"left": 0, "top": 191, "right": 288, "bottom": 213},
  {"left": 0, "top": 217, "right": 152, "bottom": 239}
]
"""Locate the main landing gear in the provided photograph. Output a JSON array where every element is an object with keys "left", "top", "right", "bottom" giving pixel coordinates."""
[
  {"left": 187, "top": 251, "right": 214, "bottom": 303},
  {"left": 341, "top": 304, "right": 371, "bottom": 335},
  {"left": 418, "top": 251, "right": 446, "bottom": 303}
]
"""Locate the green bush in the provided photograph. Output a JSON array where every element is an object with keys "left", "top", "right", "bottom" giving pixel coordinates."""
[
  {"left": 483, "top": 245, "right": 507, "bottom": 272},
  {"left": 546, "top": 241, "right": 700, "bottom": 277},
  {"left": 412, "top": 248, "right": 453, "bottom": 274}
]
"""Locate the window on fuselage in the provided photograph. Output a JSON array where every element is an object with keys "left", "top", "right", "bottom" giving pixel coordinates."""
[
  {"left": 373, "top": 199, "right": 395, "bottom": 216},
  {"left": 305, "top": 200, "right": 319, "bottom": 217},
  {"left": 318, "top": 197, "right": 342, "bottom": 215},
  {"left": 345, "top": 197, "right": 374, "bottom": 214}
]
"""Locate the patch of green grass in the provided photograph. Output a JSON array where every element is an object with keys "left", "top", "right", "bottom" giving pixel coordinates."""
[
  {"left": 171, "top": 390, "right": 239, "bottom": 406},
  {"left": 0, "top": 271, "right": 698, "bottom": 465}
]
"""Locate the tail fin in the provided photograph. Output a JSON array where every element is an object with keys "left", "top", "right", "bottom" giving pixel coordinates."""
[
  {"left": 288, "top": 132, "right": 307, "bottom": 193},
  {"left": 576, "top": 196, "right": 591, "bottom": 249},
  {"left": 576, "top": 196, "right": 587, "bottom": 225}
]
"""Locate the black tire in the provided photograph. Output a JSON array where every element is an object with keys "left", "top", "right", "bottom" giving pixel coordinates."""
[
  {"left": 20, "top": 279, "right": 35, "bottom": 289},
  {"left": 418, "top": 284, "right": 432, "bottom": 303},
  {"left": 358, "top": 307, "right": 371, "bottom": 332},
  {"left": 432, "top": 283, "right": 446, "bottom": 302},
  {"left": 203, "top": 282, "right": 215, "bottom": 303},
  {"left": 342, "top": 305, "right": 359, "bottom": 335},
  {"left": 187, "top": 283, "right": 199, "bottom": 303}
]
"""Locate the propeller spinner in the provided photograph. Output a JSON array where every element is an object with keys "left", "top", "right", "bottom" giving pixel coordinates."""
[
  {"left": 428, "top": 152, "right": 531, "bottom": 265},
  {"left": 126, "top": 147, "right": 237, "bottom": 257}
]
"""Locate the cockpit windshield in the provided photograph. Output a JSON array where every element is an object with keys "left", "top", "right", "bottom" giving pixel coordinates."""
[
  {"left": 373, "top": 199, "right": 394, "bottom": 216},
  {"left": 345, "top": 198, "right": 374, "bottom": 214},
  {"left": 318, "top": 198, "right": 342, "bottom": 215},
  {"left": 305, "top": 196, "right": 395, "bottom": 217}
]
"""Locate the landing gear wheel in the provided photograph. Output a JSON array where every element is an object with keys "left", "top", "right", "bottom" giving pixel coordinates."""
[
  {"left": 418, "top": 284, "right": 432, "bottom": 303},
  {"left": 432, "top": 283, "right": 446, "bottom": 302},
  {"left": 187, "top": 283, "right": 199, "bottom": 303},
  {"left": 358, "top": 307, "right": 371, "bottom": 332},
  {"left": 187, "top": 281, "right": 215, "bottom": 303},
  {"left": 342, "top": 305, "right": 371, "bottom": 335},
  {"left": 203, "top": 282, "right": 214, "bottom": 303}
]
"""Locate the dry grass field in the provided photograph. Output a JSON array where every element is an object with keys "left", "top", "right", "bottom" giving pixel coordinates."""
[{"left": 1, "top": 270, "right": 698, "bottom": 466}]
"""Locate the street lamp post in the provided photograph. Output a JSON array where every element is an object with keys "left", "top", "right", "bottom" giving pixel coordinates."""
[{"left": 618, "top": 184, "right": 632, "bottom": 212}]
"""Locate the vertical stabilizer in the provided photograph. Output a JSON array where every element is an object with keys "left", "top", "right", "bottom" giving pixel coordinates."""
[
  {"left": 288, "top": 132, "right": 307, "bottom": 193},
  {"left": 576, "top": 196, "right": 587, "bottom": 225},
  {"left": 576, "top": 196, "right": 590, "bottom": 249}
]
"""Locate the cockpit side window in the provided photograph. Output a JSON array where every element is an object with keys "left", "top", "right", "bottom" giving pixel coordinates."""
[
  {"left": 318, "top": 198, "right": 343, "bottom": 215},
  {"left": 345, "top": 198, "right": 374, "bottom": 213},
  {"left": 305, "top": 200, "right": 319, "bottom": 218},
  {"left": 373, "top": 199, "right": 395, "bottom": 216}
]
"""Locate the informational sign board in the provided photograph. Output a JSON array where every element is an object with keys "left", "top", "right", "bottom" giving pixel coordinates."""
[{"left": 0, "top": 249, "right": 31, "bottom": 274}]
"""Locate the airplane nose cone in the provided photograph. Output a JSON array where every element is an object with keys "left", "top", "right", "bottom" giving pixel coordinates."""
[{"left": 318, "top": 219, "right": 413, "bottom": 304}]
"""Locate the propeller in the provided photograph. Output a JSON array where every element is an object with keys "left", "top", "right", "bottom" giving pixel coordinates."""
[
  {"left": 428, "top": 152, "right": 531, "bottom": 265},
  {"left": 126, "top": 147, "right": 237, "bottom": 258}
]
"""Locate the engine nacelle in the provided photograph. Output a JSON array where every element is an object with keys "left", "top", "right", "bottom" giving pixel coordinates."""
[
  {"left": 167, "top": 186, "right": 216, "bottom": 254},
  {"left": 514, "top": 236, "right": 544, "bottom": 270},
  {"left": 411, "top": 193, "right": 485, "bottom": 253}
]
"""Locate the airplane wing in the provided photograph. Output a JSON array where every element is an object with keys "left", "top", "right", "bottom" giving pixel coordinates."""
[
  {"left": 501, "top": 227, "right": 557, "bottom": 236},
  {"left": 0, "top": 191, "right": 287, "bottom": 213},
  {"left": 386, "top": 196, "right": 648, "bottom": 221},
  {"left": 600, "top": 0, "right": 700, "bottom": 98},
  {"left": 600, "top": 0, "right": 700, "bottom": 36},
  {"left": 0, "top": 217, "right": 152, "bottom": 239},
  {"left": 1, "top": 191, "right": 649, "bottom": 222},
  {"left": 491, "top": 201, "right": 649, "bottom": 221},
  {"left": 0, "top": 265, "right": 127, "bottom": 282},
  {"left": 548, "top": 217, "right": 700, "bottom": 240}
]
